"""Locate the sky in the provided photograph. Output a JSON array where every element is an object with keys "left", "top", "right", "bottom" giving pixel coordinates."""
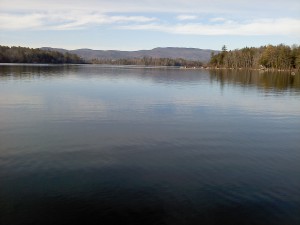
[{"left": 0, "top": 0, "right": 299, "bottom": 51}]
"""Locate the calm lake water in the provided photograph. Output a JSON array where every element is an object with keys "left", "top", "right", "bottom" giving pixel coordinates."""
[{"left": 0, "top": 64, "right": 300, "bottom": 225}]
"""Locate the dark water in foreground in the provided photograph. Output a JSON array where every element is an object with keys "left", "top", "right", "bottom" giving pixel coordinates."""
[{"left": 0, "top": 64, "right": 300, "bottom": 225}]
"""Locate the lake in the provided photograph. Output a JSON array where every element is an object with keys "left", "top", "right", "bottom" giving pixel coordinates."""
[{"left": 0, "top": 64, "right": 300, "bottom": 225}]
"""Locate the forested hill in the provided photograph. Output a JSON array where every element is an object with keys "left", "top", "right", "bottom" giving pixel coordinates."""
[
  {"left": 41, "top": 47, "right": 216, "bottom": 62},
  {"left": 210, "top": 44, "right": 300, "bottom": 70},
  {"left": 0, "top": 45, "right": 85, "bottom": 64}
]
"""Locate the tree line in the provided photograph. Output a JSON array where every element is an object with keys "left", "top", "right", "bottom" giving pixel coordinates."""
[
  {"left": 210, "top": 44, "right": 300, "bottom": 70},
  {"left": 0, "top": 45, "right": 85, "bottom": 64},
  {"left": 91, "top": 57, "right": 203, "bottom": 67}
]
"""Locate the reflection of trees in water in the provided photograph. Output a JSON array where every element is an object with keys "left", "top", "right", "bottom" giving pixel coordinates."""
[
  {"left": 1, "top": 65, "right": 300, "bottom": 92},
  {"left": 0, "top": 65, "right": 81, "bottom": 79},
  {"left": 209, "top": 69, "right": 300, "bottom": 92},
  {"left": 0, "top": 65, "right": 210, "bottom": 83}
]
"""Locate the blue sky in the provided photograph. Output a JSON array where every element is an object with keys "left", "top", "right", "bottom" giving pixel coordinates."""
[{"left": 0, "top": 0, "right": 299, "bottom": 51}]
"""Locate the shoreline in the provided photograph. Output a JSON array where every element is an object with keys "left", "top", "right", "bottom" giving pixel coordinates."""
[
  {"left": 0, "top": 63, "right": 299, "bottom": 74},
  {"left": 180, "top": 66, "right": 299, "bottom": 73}
]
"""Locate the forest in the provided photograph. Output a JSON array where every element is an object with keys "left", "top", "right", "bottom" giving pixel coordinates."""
[
  {"left": 0, "top": 45, "right": 85, "bottom": 64},
  {"left": 0, "top": 45, "right": 203, "bottom": 67},
  {"left": 209, "top": 44, "right": 300, "bottom": 70},
  {"left": 2, "top": 44, "right": 300, "bottom": 70},
  {"left": 91, "top": 57, "right": 203, "bottom": 67}
]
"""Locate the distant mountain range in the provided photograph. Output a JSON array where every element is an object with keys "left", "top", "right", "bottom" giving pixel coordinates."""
[{"left": 40, "top": 47, "right": 218, "bottom": 62}]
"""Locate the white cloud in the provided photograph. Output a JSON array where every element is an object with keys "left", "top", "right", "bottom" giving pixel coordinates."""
[
  {"left": 0, "top": 0, "right": 299, "bottom": 40},
  {"left": 120, "top": 18, "right": 300, "bottom": 37},
  {"left": 51, "top": 14, "right": 157, "bottom": 30},
  {"left": 177, "top": 15, "right": 198, "bottom": 21},
  {"left": 210, "top": 17, "right": 227, "bottom": 22},
  {"left": 0, "top": 13, "right": 44, "bottom": 29},
  {"left": 1, "top": 0, "right": 300, "bottom": 16},
  {"left": 1, "top": 9, "right": 299, "bottom": 38},
  {"left": 0, "top": 12, "right": 157, "bottom": 30}
]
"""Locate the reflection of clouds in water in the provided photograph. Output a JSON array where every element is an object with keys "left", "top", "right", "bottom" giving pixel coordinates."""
[
  {"left": 0, "top": 89, "right": 298, "bottom": 124},
  {"left": 0, "top": 94, "right": 44, "bottom": 108},
  {"left": 41, "top": 89, "right": 300, "bottom": 121},
  {"left": 172, "top": 94, "right": 300, "bottom": 116},
  {"left": 1, "top": 66, "right": 299, "bottom": 123},
  {"left": 40, "top": 95, "right": 109, "bottom": 122},
  {"left": 47, "top": 95, "right": 107, "bottom": 113},
  {"left": 106, "top": 89, "right": 300, "bottom": 118}
]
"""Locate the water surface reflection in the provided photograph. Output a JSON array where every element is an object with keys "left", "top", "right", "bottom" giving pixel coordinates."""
[{"left": 0, "top": 64, "right": 300, "bottom": 225}]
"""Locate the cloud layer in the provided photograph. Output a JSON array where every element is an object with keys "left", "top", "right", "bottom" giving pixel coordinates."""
[
  {"left": 176, "top": 15, "right": 198, "bottom": 21},
  {"left": 120, "top": 18, "right": 300, "bottom": 36},
  {"left": 0, "top": 12, "right": 156, "bottom": 30},
  {"left": 1, "top": 10, "right": 299, "bottom": 37},
  {"left": 0, "top": 0, "right": 299, "bottom": 49},
  {"left": 1, "top": 0, "right": 300, "bottom": 15}
]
